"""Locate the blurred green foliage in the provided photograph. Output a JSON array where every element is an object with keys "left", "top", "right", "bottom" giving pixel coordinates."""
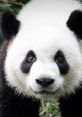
[{"left": 0, "top": 1, "right": 23, "bottom": 13}]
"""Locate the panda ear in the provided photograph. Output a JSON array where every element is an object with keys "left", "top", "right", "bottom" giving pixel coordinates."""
[
  {"left": 0, "top": 10, "right": 20, "bottom": 40},
  {"left": 67, "top": 10, "right": 82, "bottom": 39}
]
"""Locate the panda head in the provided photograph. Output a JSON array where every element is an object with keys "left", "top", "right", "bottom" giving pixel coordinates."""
[{"left": 1, "top": 1, "right": 82, "bottom": 100}]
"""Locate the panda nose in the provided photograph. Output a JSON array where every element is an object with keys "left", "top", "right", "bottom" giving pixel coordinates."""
[{"left": 36, "top": 78, "right": 54, "bottom": 87}]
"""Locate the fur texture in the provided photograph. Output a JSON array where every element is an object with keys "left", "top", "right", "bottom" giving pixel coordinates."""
[
  {"left": 0, "top": 0, "right": 82, "bottom": 117},
  {"left": 4, "top": 0, "right": 82, "bottom": 99}
]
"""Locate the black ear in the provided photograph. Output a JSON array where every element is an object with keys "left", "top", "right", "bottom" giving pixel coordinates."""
[
  {"left": 67, "top": 10, "right": 82, "bottom": 39},
  {"left": 0, "top": 10, "right": 20, "bottom": 40}
]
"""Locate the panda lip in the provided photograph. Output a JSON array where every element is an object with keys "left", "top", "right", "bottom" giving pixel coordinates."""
[{"left": 33, "top": 89, "right": 58, "bottom": 95}]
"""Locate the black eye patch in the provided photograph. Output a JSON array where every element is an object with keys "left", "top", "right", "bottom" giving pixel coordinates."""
[
  {"left": 21, "top": 50, "right": 36, "bottom": 73},
  {"left": 54, "top": 51, "right": 69, "bottom": 75}
]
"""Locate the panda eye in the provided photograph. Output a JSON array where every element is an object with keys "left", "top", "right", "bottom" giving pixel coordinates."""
[
  {"left": 54, "top": 51, "right": 69, "bottom": 75},
  {"left": 27, "top": 51, "right": 36, "bottom": 63},
  {"left": 21, "top": 50, "right": 36, "bottom": 73},
  {"left": 55, "top": 51, "right": 65, "bottom": 64}
]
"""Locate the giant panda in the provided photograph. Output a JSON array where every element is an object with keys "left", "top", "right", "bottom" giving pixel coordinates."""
[{"left": 0, "top": 0, "right": 82, "bottom": 117}]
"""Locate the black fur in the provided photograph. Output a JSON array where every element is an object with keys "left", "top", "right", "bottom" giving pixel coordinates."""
[
  {"left": 0, "top": 10, "right": 20, "bottom": 40},
  {"left": 67, "top": 10, "right": 82, "bottom": 39},
  {"left": 0, "top": 41, "right": 40, "bottom": 117},
  {"left": 59, "top": 87, "right": 82, "bottom": 117},
  {"left": 55, "top": 51, "right": 69, "bottom": 75}
]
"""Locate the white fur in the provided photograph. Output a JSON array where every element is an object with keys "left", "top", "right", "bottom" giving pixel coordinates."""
[{"left": 4, "top": 0, "right": 82, "bottom": 99}]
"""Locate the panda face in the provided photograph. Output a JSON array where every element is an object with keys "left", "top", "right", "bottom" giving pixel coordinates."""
[
  {"left": 2, "top": 0, "right": 82, "bottom": 99},
  {"left": 4, "top": 26, "right": 82, "bottom": 99}
]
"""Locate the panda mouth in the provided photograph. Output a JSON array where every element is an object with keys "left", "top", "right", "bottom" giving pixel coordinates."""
[
  {"left": 32, "top": 89, "right": 58, "bottom": 95},
  {"left": 34, "top": 90, "right": 55, "bottom": 95}
]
